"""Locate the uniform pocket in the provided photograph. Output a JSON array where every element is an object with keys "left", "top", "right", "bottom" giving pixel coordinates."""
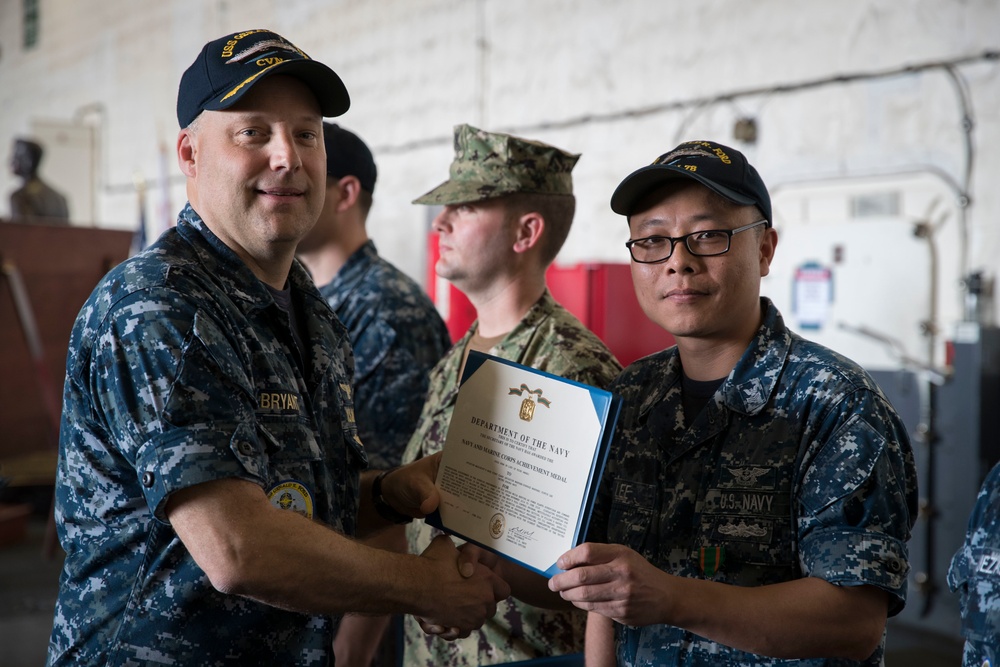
[
  {"left": 948, "top": 545, "right": 1000, "bottom": 640},
  {"left": 607, "top": 479, "right": 656, "bottom": 551},
  {"left": 801, "top": 414, "right": 884, "bottom": 515}
]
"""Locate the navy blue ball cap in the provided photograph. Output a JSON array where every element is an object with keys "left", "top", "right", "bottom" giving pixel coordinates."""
[
  {"left": 177, "top": 29, "right": 350, "bottom": 128},
  {"left": 323, "top": 123, "right": 377, "bottom": 194},
  {"left": 610, "top": 140, "right": 771, "bottom": 224}
]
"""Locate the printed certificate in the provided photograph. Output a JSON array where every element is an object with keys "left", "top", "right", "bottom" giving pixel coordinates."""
[{"left": 425, "top": 351, "right": 621, "bottom": 577}]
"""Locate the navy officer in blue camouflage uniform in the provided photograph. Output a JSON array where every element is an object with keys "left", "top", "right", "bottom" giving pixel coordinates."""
[
  {"left": 550, "top": 141, "right": 917, "bottom": 667},
  {"left": 949, "top": 460, "right": 1000, "bottom": 666},
  {"left": 297, "top": 124, "right": 452, "bottom": 666},
  {"left": 537, "top": 140, "right": 918, "bottom": 665},
  {"left": 47, "top": 29, "right": 507, "bottom": 667},
  {"left": 298, "top": 123, "right": 451, "bottom": 472}
]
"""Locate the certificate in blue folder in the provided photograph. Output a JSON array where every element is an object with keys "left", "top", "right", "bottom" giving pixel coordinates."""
[{"left": 425, "top": 351, "right": 621, "bottom": 577}]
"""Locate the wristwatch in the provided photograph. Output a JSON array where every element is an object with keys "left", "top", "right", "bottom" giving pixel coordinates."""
[{"left": 371, "top": 468, "right": 412, "bottom": 524}]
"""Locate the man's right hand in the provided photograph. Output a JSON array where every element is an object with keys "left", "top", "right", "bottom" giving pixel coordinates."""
[{"left": 414, "top": 535, "right": 510, "bottom": 639}]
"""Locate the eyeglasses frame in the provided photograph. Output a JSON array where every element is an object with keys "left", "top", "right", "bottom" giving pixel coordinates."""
[{"left": 625, "top": 219, "right": 770, "bottom": 264}]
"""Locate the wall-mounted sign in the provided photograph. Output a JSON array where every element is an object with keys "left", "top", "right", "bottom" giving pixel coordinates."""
[{"left": 793, "top": 261, "right": 833, "bottom": 330}]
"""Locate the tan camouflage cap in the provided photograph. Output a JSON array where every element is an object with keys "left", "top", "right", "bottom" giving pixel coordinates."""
[{"left": 413, "top": 124, "right": 580, "bottom": 205}]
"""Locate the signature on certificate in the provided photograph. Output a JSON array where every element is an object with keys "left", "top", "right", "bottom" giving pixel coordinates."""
[{"left": 507, "top": 526, "right": 537, "bottom": 548}]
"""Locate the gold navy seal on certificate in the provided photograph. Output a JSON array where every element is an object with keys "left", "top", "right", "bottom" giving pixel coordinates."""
[{"left": 426, "top": 350, "right": 622, "bottom": 577}]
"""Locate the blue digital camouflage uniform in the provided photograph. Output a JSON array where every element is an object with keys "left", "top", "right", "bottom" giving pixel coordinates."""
[
  {"left": 318, "top": 239, "right": 451, "bottom": 469},
  {"left": 48, "top": 203, "right": 367, "bottom": 667},
  {"left": 401, "top": 290, "right": 622, "bottom": 666},
  {"left": 948, "top": 460, "right": 1000, "bottom": 667},
  {"left": 586, "top": 298, "right": 918, "bottom": 667}
]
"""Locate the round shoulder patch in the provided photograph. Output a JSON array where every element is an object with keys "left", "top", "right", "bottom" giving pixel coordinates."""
[{"left": 267, "top": 480, "right": 314, "bottom": 520}]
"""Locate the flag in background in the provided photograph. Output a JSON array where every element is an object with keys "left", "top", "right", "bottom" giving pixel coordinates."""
[
  {"left": 157, "top": 140, "right": 174, "bottom": 235},
  {"left": 131, "top": 171, "right": 147, "bottom": 256}
]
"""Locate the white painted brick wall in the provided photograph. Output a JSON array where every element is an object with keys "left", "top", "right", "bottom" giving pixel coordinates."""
[{"left": 0, "top": 0, "right": 998, "bottom": 328}]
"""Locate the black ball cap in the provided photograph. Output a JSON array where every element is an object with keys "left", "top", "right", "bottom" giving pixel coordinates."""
[
  {"left": 324, "top": 122, "right": 377, "bottom": 195},
  {"left": 177, "top": 29, "right": 350, "bottom": 128},
  {"left": 610, "top": 140, "right": 772, "bottom": 225}
]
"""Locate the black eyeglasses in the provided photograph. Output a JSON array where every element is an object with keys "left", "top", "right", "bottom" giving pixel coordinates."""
[{"left": 625, "top": 219, "right": 769, "bottom": 264}]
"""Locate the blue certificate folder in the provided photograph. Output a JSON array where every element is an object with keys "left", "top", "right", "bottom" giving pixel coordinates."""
[{"left": 425, "top": 350, "right": 621, "bottom": 578}]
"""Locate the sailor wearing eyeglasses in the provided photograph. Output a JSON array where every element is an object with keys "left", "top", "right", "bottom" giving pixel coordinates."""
[{"left": 543, "top": 139, "right": 919, "bottom": 666}]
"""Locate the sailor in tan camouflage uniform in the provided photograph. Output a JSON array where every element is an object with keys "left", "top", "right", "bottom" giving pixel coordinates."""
[{"left": 400, "top": 124, "right": 622, "bottom": 666}]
